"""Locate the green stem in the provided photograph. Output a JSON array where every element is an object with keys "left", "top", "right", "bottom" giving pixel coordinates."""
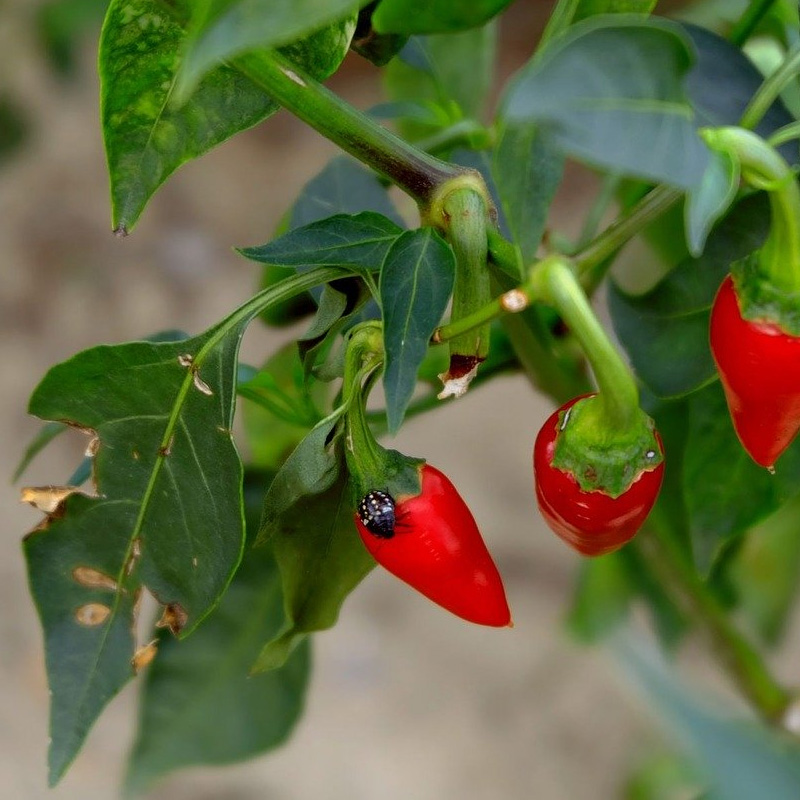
[
  {"left": 768, "top": 120, "right": 800, "bottom": 148},
  {"left": 539, "top": 0, "right": 580, "bottom": 50},
  {"left": 572, "top": 185, "right": 681, "bottom": 292},
  {"left": 740, "top": 43, "right": 800, "bottom": 130},
  {"left": 234, "top": 50, "right": 468, "bottom": 207},
  {"left": 438, "top": 187, "right": 492, "bottom": 361},
  {"left": 729, "top": 0, "right": 780, "bottom": 46},
  {"left": 530, "top": 256, "right": 639, "bottom": 433},
  {"left": 637, "top": 528, "right": 790, "bottom": 723},
  {"left": 576, "top": 174, "right": 622, "bottom": 251},
  {"left": 703, "top": 126, "right": 800, "bottom": 293}
]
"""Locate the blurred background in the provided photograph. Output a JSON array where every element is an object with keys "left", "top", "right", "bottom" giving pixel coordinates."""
[{"left": 3, "top": 0, "right": 798, "bottom": 798}]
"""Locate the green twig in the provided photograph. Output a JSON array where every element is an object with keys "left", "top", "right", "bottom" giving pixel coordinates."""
[
  {"left": 729, "top": 0, "right": 781, "bottom": 46},
  {"left": 637, "top": 528, "right": 790, "bottom": 724},
  {"left": 740, "top": 43, "right": 800, "bottom": 131}
]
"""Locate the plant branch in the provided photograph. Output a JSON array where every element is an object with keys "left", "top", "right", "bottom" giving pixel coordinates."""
[
  {"left": 740, "top": 43, "right": 800, "bottom": 131},
  {"left": 233, "top": 50, "right": 469, "bottom": 208},
  {"left": 637, "top": 528, "right": 790, "bottom": 724},
  {"left": 729, "top": 0, "right": 781, "bottom": 46}
]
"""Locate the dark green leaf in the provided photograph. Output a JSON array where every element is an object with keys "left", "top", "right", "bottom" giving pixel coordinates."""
[
  {"left": 0, "top": 94, "right": 28, "bottom": 162},
  {"left": 372, "top": 0, "right": 513, "bottom": 34},
  {"left": 503, "top": 18, "right": 710, "bottom": 189},
  {"left": 23, "top": 266, "right": 344, "bottom": 783},
  {"left": 685, "top": 149, "right": 739, "bottom": 258},
  {"left": 13, "top": 422, "right": 68, "bottom": 482},
  {"left": 492, "top": 123, "right": 564, "bottom": 265},
  {"left": 178, "top": 0, "right": 361, "bottom": 96},
  {"left": 290, "top": 156, "right": 404, "bottom": 228},
  {"left": 574, "top": 0, "right": 656, "bottom": 22},
  {"left": 125, "top": 471, "right": 310, "bottom": 794},
  {"left": 682, "top": 24, "right": 796, "bottom": 164},
  {"left": 24, "top": 328, "right": 248, "bottom": 783},
  {"left": 608, "top": 195, "right": 771, "bottom": 399},
  {"left": 617, "top": 634, "right": 800, "bottom": 800},
  {"left": 683, "top": 383, "right": 800, "bottom": 573},
  {"left": 253, "top": 470, "right": 374, "bottom": 671},
  {"left": 240, "top": 212, "right": 404, "bottom": 276},
  {"left": 100, "top": 1, "right": 356, "bottom": 232},
  {"left": 380, "top": 228, "right": 455, "bottom": 432},
  {"left": 259, "top": 410, "right": 346, "bottom": 539},
  {"left": 729, "top": 493, "right": 800, "bottom": 646}
]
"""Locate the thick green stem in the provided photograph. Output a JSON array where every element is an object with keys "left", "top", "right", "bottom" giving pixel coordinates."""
[
  {"left": 729, "top": 0, "right": 780, "bottom": 46},
  {"left": 740, "top": 43, "right": 800, "bottom": 131},
  {"left": 438, "top": 187, "right": 492, "bottom": 362},
  {"left": 637, "top": 528, "right": 790, "bottom": 723},
  {"left": 703, "top": 126, "right": 800, "bottom": 293},
  {"left": 530, "top": 256, "right": 640, "bottom": 434},
  {"left": 234, "top": 50, "right": 467, "bottom": 207}
]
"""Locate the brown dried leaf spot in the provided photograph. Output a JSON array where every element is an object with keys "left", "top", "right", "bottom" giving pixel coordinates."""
[
  {"left": 192, "top": 371, "right": 213, "bottom": 396},
  {"left": 20, "top": 485, "right": 81, "bottom": 515},
  {"left": 72, "top": 566, "right": 117, "bottom": 592},
  {"left": 157, "top": 603, "right": 188, "bottom": 636},
  {"left": 132, "top": 640, "right": 158, "bottom": 674},
  {"left": 75, "top": 603, "right": 111, "bottom": 627}
]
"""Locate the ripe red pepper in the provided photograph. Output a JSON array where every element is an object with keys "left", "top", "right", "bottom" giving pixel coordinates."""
[
  {"left": 533, "top": 397, "right": 665, "bottom": 557},
  {"left": 354, "top": 464, "right": 511, "bottom": 627},
  {"left": 710, "top": 274, "right": 800, "bottom": 468}
]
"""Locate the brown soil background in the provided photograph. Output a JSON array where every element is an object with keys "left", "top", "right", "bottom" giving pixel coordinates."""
[{"left": 3, "top": 2, "right": 798, "bottom": 798}]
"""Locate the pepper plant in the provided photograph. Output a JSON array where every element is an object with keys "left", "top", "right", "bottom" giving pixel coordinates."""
[{"left": 16, "top": 0, "right": 800, "bottom": 796}]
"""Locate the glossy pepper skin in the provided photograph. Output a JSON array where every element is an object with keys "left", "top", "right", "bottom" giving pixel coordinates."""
[
  {"left": 354, "top": 464, "right": 511, "bottom": 627},
  {"left": 534, "top": 398, "right": 665, "bottom": 557},
  {"left": 710, "top": 274, "right": 800, "bottom": 468}
]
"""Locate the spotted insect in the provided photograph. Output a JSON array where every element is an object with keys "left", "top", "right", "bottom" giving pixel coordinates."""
[{"left": 357, "top": 490, "right": 396, "bottom": 538}]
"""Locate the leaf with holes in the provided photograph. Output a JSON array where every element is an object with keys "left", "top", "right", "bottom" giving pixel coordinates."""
[
  {"left": 22, "top": 266, "right": 350, "bottom": 785},
  {"left": 125, "top": 471, "right": 311, "bottom": 794}
]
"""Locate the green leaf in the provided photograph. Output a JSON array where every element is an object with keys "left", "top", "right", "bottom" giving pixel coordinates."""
[
  {"left": 13, "top": 421, "right": 68, "bottom": 483},
  {"left": 259, "top": 410, "right": 347, "bottom": 540},
  {"left": 502, "top": 17, "right": 710, "bottom": 190},
  {"left": 240, "top": 212, "right": 404, "bottom": 276},
  {"left": 23, "top": 265, "right": 346, "bottom": 784},
  {"left": 729, "top": 493, "right": 800, "bottom": 646},
  {"left": 492, "top": 123, "right": 564, "bottom": 265},
  {"left": 289, "top": 156, "right": 404, "bottom": 228},
  {"left": 624, "top": 751, "right": 703, "bottom": 800},
  {"left": 685, "top": 149, "right": 739, "bottom": 258},
  {"left": 616, "top": 634, "right": 800, "bottom": 800},
  {"left": 608, "top": 194, "right": 771, "bottom": 399},
  {"left": 683, "top": 383, "right": 800, "bottom": 573},
  {"left": 372, "top": 0, "right": 513, "bottom": 34},
  {"left": 383, "top": 27, "right": 496, "bottom": 134},
  {"left": 380, "top": 228, "right": 455, "bottom": 432},
  {"left": 574, "top": 0, "right": 656, "bottom": 21},
  {"left": 682, "top": 24, "right": 796, "bottom": 163},
  {"left": 253, "top": 470, "right": 374, "bottom": 671},
  {"left": 24, "top": 332, "right": 246, "bottom": 784},
  {"left": 179, "top": 0, "right": 361, "bottom": 96},
  {"left": 100, "top": 1, "right": 356, "bottom": 233},
  {"left": 125, "top": 471, "right": 310, "bottom": 794}
]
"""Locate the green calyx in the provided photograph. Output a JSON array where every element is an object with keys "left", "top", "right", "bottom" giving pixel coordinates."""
[
  {"left": 732, "top": 254, "right": 800, "bottom": 336},
  {"left": 342, "top": 323, "right": 423, "bottom": 502},
  {"left": 551, "top": 395, "right": 663, "bottom": 497}
]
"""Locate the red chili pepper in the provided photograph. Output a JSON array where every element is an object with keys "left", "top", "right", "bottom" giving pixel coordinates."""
[
  {"left": 354, "top": 464, "right": 511, "bottom": 627},
  {"left": 533, "top": 397, "right": 665, "bottom": 557},
  {"left": 710, "top": 274, "right": 800, "bottom": 468}
]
